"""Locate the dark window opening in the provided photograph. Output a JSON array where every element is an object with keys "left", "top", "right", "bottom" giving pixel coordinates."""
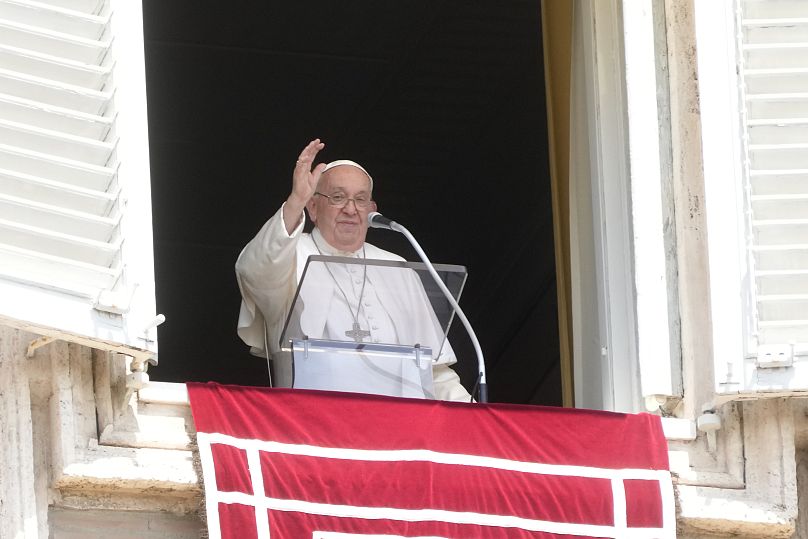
[{"left": 143, "top": 0, "right": 560, "bottom": 406}]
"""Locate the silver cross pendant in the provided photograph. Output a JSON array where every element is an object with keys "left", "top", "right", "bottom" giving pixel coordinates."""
[{"left": 345, "top": 322, "right": 371, "bottom": 343}]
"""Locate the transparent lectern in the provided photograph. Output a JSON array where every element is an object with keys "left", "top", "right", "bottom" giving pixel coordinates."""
[{"left": 279, "top": 255, "right": 467, "bottom": 399}]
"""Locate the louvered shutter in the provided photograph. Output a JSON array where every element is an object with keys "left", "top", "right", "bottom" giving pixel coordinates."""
[
  {"left": 0, "top": 0, "right": 158, "bottom": 360},
  {"left": 742, "top": 1, "right": 808, "bottom": 354}
]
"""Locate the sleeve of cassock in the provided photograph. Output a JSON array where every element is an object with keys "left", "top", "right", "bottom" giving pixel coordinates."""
[
  {"left": 235, "top": 203, "right": 304, "bottom": 355},
  {"left": 432, "top": 364, "right": 472, "bottom": 402}
]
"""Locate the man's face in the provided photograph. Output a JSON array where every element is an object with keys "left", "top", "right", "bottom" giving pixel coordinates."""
[{"left": 306, "top": 165, "right": 376, "bottom": 252}]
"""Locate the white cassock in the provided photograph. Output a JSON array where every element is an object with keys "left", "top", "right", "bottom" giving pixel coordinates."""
[{"left": 235, "top": 203, "right": 472, "bottom": 402}]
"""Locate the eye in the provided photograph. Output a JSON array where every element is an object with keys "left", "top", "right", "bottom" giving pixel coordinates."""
[
  {"left": 329, "top": 193, "right": 346, "bottom": 204},
  {"left": 354, "top": 196, "right": 368, "bottom": 204}
]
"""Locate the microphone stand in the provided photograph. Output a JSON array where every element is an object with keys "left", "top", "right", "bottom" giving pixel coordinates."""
[{"left": 369, "top": 213, "right": 488, "bottom": 403}]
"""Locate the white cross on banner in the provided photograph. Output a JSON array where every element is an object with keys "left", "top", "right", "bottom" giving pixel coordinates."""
[{"left": 187, "top": 383, "right": 675, "bottom": 539}]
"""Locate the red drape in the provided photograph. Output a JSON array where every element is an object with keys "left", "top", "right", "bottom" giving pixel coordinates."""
[{"left": 188, "top": 383, "right": 673, "bottom": 539}]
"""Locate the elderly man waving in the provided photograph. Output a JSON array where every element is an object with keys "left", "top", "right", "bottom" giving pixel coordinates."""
[{"left": 236, "top": 139, "right": 471, "bottom": 402}]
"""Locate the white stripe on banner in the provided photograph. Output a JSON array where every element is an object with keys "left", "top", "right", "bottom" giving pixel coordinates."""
[
  {"left": 195, "top": 432, "right": 676, "bottom": 539},
  {"left": 197, "top": 432, "right": 671, "bottom": 482},
  {"left": 659, "top": 472, "right": 676, "bottom": 536},
  {"left": 248, "top": 446, "right": 271, "bottom": 539},
  {"left": 313, "top": 533, "right": 449, "bottom": 539},
  {"left": 197, "top": 436, "right": 222, "bottom": 539},
  {"left": 611, "top": 478, "right": 627, "bottom": 534},
  {"left": 217, "top": 490, "right": 620, "bottom": 538}
]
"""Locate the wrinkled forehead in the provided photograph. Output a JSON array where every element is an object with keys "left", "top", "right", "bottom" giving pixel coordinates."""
[{"left": 321, "top": 160, "right": 373, "bottom": 192}]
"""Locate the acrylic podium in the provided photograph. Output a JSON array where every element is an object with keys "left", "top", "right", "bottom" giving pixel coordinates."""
[{"left": 278, "top": 255, "right": 466, "bottom": 400}]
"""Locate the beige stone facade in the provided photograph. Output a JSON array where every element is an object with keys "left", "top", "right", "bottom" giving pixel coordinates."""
[{"left": 0, "top": 325, "right": 201, "bottom": 538}]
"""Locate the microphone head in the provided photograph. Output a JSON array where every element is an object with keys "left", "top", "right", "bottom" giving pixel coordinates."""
[{"left": 368, "top": 211, "right": 394, "bottom": 229}]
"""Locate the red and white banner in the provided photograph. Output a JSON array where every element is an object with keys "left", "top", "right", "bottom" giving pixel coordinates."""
[{"left": 188, "top": 383, "right": 674, "bottom": 539}]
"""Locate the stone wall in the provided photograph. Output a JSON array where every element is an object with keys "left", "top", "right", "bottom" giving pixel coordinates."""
[
  {"left": 49, "top": 508, "right": 200, "bottom": 539},
  {"left": 0, "top": 325, "right": 202, "bottom": 538}
]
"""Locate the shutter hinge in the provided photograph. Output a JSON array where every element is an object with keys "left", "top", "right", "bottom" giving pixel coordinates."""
[
  {"left": 94, "top": 285, "right": 138, "bottom": 315},
  {"left": 756, "top": 344, "right": 793, "bottom": 369}
]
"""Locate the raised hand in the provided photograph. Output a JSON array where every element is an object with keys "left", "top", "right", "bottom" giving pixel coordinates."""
[{"left": 284, "top": 139, "right": 326, "bottom": 233}]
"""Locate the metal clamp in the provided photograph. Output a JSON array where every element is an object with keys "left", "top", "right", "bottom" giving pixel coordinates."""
[{"left": 26, "top": 336, "right": 56, "bottom": 358}]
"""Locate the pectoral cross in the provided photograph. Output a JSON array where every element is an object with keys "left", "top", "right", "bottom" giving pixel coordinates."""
[{"left": 345, "top": 322, "right": 371, "bottom": 343}]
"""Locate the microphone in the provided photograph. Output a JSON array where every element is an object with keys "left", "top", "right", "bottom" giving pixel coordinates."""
[
  {"left": 369, "top": 212, "right": 488, "bottom": 403},
  {"left": 368, "top": 211, "right": 398, "bottom": 230}
]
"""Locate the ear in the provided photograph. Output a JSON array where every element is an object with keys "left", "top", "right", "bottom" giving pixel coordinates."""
[
  {"left": 370, "top": 200, "right": 378, "bottom": 213},
  {"left": 306, "top": 197, "right": 318, "bottom": 224}
]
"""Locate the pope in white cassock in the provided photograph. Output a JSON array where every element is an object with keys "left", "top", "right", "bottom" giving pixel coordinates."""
[{"left": 235, "top": 138, "right": 472, "bottom": 402}]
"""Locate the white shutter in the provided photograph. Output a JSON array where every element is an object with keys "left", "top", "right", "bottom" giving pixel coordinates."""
[
  {"left": 741, "top": 0, "right": 808, "bottom": 357},
  {"left": 0, "top": 0, "right": 158, "bottom": 360}
]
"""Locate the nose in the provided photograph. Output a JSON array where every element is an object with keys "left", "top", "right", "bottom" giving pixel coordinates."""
[{"left": 340, "top": 199, "right": 359, "bottom": 214}]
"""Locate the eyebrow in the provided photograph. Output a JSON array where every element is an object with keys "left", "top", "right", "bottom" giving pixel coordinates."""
[{"left": 329, "top": 189, "right": 370, "bottom": 196}]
